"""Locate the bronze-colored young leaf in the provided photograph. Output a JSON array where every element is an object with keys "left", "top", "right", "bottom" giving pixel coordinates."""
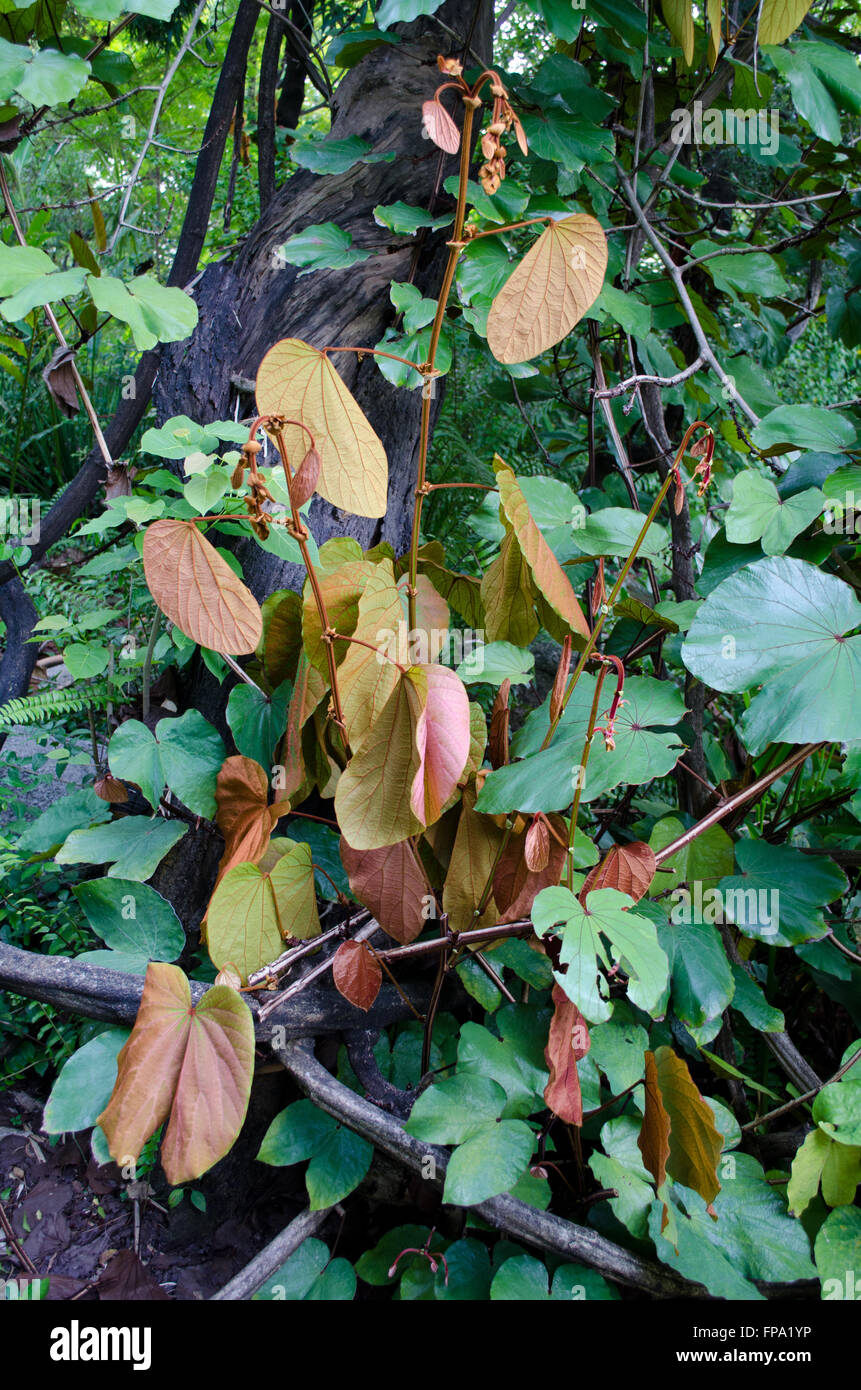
[
  {"left": 207, "top": 840, "right": 320, "bottom": 981},
  {"left": 652, "top": 1045, "right": 723, "bottom": 1205},
  {"left": 638, "top": 1049, "right": 671, "bottom": 1190},
  {"left": 408, "top": 664, "right": 471, "bottom": 827},
  {"left": 524, "top": 816, "right": 550, "bottom": 872},
  {"left": 493, "top": 813, "right": 566, "bottom": 921},
  {"left": 544, "top": 985, "right": 590, "bottom": 1126},
  {"left": 443, "top": 779, "right": 506, "bottom": 933},
  {"left": 302, "top": 559, "right": 382, "bottom": 675},
  {"left": 421, "top": 98, "right": 460, "bottom": 154},
  {"left": 276, "top": 652, "right": 327, "bottom": 803},
  {"left": 340, "top": 836, "right": 429, "bottom": 944},
  {"left": 332, "top": 939, "right": 382, "bottom": 1011},
  {"left": 339, "top": 567, "right": 404, "bottom": 748},
  {"left": 97, "top": 963, "right": 254, "bottom": 1187},
  {"left": 255, "top": 338, "right": 388, "bottom": 517},
  {"left": 215, "top": 755, "right": 281, "bottom": 879},
  {"left": 480, "top": 530, "right": 539, "bottom": 646},
  {"left": 489, "top": 679, "right": 511, "bottom": 770},
  {"left": 290, "top": 446, "right": 321, "bottom": 508},
  {"left": 335, "top": 671, "right": 425, "bottom": 850},
  {"left": 486, "top": 214, "right": 607, "bottom": 364},
  {"left": 581, "top": 842, "right": 657, "bottom": 903},
  {"left": 493, "top": 458, "right": 591, "bottom": 642},
  {"left": 143, "top": 519, "right": 263, "bottom": 655}
]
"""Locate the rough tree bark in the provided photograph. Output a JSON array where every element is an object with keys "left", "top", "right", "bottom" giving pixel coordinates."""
[{"left": 149, "top": 0, "right": 493, "bottom": 920}]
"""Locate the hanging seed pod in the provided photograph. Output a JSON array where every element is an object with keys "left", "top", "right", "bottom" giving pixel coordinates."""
[
  {"left": 231, "top": 459, "right": 246, "bottom": 489},
  {"left": 290, "top": 447, "right": 321, "bottom": 508},
  {"left": 549, "top": 635, "right": 572, "bottom": 724}
]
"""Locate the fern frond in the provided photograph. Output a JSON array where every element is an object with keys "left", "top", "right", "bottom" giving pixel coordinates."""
[{"left": 0, "top": 683, "right": 112, "bottom": 727}]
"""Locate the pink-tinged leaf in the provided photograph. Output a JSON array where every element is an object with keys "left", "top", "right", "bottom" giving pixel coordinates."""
[
  {"left": 408, "top": 664, "right": 471, "bottom": 826},
  {"left": 340, "top": 837, "right": 428, "bottom": 944},
  {"left": 332, "top": 940, "right": 382, "bottom": 1011},
  {"left": 97, "top": 963, "right": 255, "bottom": 1187},
  {"left": 422, "top": 99, "right": 460, "bottom": 155}
]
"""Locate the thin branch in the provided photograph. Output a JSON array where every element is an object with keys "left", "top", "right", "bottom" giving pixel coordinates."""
[{"left": 211, "top": 1206, "right": 333, "bottom": 1299}]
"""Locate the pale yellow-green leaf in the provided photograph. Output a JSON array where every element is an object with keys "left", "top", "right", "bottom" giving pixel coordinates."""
[
  {"left": 256, "top": 337, "right": 388, "bottom": 517},
  {"left": 758, "top": 0, "right": 814, "bottom": 46},
  {"left": 338, "top": 567, "right": 404, "bottom": 747},
  {"left": 486, "top": 214, "right": 607, "bottom": 365},
  {"left": 335, "top": 670, "right": 426, "bottom": 850},
  {"left": 480, "top": 530, "right": 538, "bottom": 646},
  {"left": 206, "top": 841, "right": 320, "bottom": 982},
  {"left": 707, "top": 0, "right": 721, "bottom": 67},
  {"left": 661, "top": 0, "right": 695, "bottom": 64}
]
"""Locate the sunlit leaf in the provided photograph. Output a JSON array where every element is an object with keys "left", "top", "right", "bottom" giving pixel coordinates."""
[{"left": 143, "top": 520, "right": 262, "bottom": 656}]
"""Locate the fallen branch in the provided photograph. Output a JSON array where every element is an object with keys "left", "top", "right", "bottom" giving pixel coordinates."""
[
  {"left": 274, "top": 1039, "right": 707, "bottom": 1298},
  {"left": 211, "top": 1205, "right": 333, "bottom": 1300}
]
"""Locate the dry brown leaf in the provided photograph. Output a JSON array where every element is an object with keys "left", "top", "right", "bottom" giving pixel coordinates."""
[
  {"left": 421, "top": 98, "right": 461, "bottom": 154},
  {"left": 143, "top": 519, "right": 262, "bottom": 655},
  {"left": 256, "top": 338, "right": 388, "bottom": 517},
  {"left": 332, "top": 940, "right": 382, "bottom": 1012},
  {"left": 340, "top": 836, "right": 429, "bottom": 944},
  {"left": 494, "top": 458, "right": 590, "bottom": 642},
  {"left": 581, "top": 841, "right": 656, "bottom": 903},
  {"left": 489, "top": 679, "right": 511, "bottom": 770},
  {"left": 524, "top": 816, "right": 550, "bottom": 872},
  {"left": 215, "top": 755, "right": 280, "bottom": 879},
  {"left": 42, "top": 345, "right": 79, "bottom": 417},
  {"left": 486, "top": 214, "right": 607, "bottom": 365},
  {"left": 493, "top": 813, "right": 567, "bottom": 921},
  {"left": 544, "top": 985, "right": 590, "bottom": 1126},
  {"left": 638, "top": 1049, "right": 671, "bottom": 1189}
]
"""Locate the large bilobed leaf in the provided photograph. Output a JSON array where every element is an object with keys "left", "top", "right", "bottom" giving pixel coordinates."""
[
  {"left": 376, "top": 0, "right": 445, "bottom": 27},
  {"left": 718, "top": 839, "right": 846, "bottom": 947},
  {"left": 681, "top": 557, "right": 861, "bottom": 752},
  {"left": 443, "top": 780, "right": 506, "bottom": 933},
  {"left": 56, "top": 818, "right": 188, "bottom": 882},
  {"left": 97, "top": 963, "right": 255, "bottom": 1185},
  {"left": 257, "top": 1100, "right": 373, "bottom": 1208},
  {"left": 215, "top": 756, "right": 281, "bottom": 878},
  {"left": 443, "top": 1120, "right": 536, "bottom": 1206},
  {"left": 278, "top": 222, "right": 371, "bottom": 273},
  {"left": 255, "top": 338, "right": 388, "bottom": 518},
  {"left": 656, "top": 915, "right": 735, "bottom": 1030},
  {"left": 457, "top": 1020, "right": 545, "bottom": 1119},
  {"left": 73, "top": 879, "right": 184, "bottom": 965},
  {"left": 17, "top": 47, "right": 90, "bottom": 104},
  {"left": 725, "top": 471, "right": 823, "bottom": 555},
  {"left": 493, "top": 458, "right": 590, "bottom": 642},
  {"left": 108, "top": 711, "right": 225, "bottom": 818},
  {"left": 335, "top": 671, "right": 424, "bottom": 850},
  {"left": 43, "top": 1029, "right": 131, "bottom": 1134},
  {"left": 699, "top": 1153, "right": 816, "bottom": 1283},
  {"left": 486, "top": 214, "right": 607, "bottom": 364},
  {"left": 650, "top": 1047, "right": 721, "bottom": 1204},
  {"left": 143, "top": 520, "right": 262, "bottom": 656},
  {"left": 543, "top": 986, "right": 590, "bottom": 1126},
  {"left": 532, "top": 885, "right": 669, "bottom": 1024},
  {"left": 340, "top": 836, "right": 428, "bottom": 944},
  {"left": 337, "top": 568, "right": 403, "bottom": 747},
  {"left": 253, "top": 1237, "right": 356, "bottom": 1301},
  {"left": 227, "top": 680, "right": 292, "bottom": 771},
  {"left": 758, "top": 0, "right": 814, "bottom": 45},
  {"left": 480, "top": 531, "right": 539, "bottom": 647},
  {"left": 207, "top": 840, "right": 320, "bottom": 981},
  {"left": 788, "top": 1129, "right": 861, "bottom": 1215},
  {"left": 288, "top": 134, "right": 396, "bottom": 176},
  {"left": 752, "top": 403, "right": 857, "bottom": 453},
  {"left": 569, "top": 507, "right": 669, "bottom": 562},
  {"left": 405, "top": 1074, "right": 507, "bottom": 1145},
  {"left": 408, "top": 664, "right": 471, "bottom": 825},
  {"left": 649, "top": 1192, "right": 763, "bottom": 1299},
  {"left": 660, "top": 0, "right": 693, "bottom": 63},
  {"left": 476, "top": 674, "right": 686, "bottom": 814},
  {"left": 88, "top": 274, "right": 197, "bottom": 351}
]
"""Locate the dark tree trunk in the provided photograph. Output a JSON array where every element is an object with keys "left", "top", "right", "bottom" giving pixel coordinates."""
[{"left": 151, "top": 0, "right": 493, "bottom": 921}]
